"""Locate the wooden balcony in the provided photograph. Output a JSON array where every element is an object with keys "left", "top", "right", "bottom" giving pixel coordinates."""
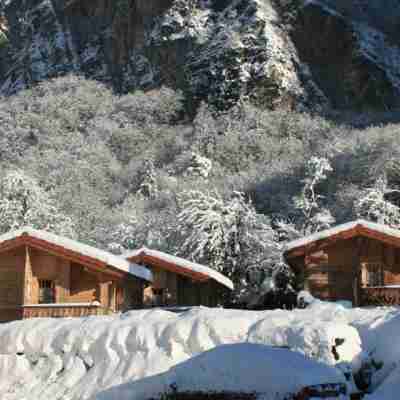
[
  {"left": 361, "top": 286, "right": 400, "bottom": 306},
  {"left": 22, "top": 302, "right": 105, "bottom": 319}
]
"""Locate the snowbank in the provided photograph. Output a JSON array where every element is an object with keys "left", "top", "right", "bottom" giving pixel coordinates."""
[
  {"left": 0, "top": 306, "right": 363, "bottom": 400},
  {"left": 4, "top": 302, "right": 400, "bottom": 400},
  {"left": 347, "top": 306, "right": 400, "bottom": 398}
]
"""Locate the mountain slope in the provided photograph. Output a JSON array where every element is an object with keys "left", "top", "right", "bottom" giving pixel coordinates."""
[{"left": 2, "top": 0, "right": 400, "bottom": 112}]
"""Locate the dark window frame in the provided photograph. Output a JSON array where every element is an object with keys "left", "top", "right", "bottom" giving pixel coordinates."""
[{"left": 38, "top": 279, "right": 55, "bottom": 304}]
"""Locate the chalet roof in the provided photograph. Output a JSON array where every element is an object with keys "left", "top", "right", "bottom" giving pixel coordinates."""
[
  {"left": 284, "top": 219, "right": 400, "bottom": 258},
  {"left": 0, "top": 227, "right": 153, "bottom": 282},
  {"left": 124, "top": 247, "right": 234, "bottom": 290}
]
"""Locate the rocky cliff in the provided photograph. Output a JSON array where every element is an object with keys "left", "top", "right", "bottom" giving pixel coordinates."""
[{"left": 1, "top": 0, "right": 400, "bottom": 112}]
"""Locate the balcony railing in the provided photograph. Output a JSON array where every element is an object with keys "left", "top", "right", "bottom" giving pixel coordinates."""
[
  {"left": 361, "top": 286, "right": 400, "bottom": 306},
  {"left": 22, "top": 302, "right": 105, "bottom": 318}
]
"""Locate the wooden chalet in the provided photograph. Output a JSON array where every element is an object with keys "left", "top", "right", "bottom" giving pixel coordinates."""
[
  {"left": 0, "top": 228, "right": 152, "bottom": 322},
  {"left": 284, "top": 220, "right": 400, "bottom": 306},
  {"left": 124, "top": 247, "right": 234, "bottom": 307}
]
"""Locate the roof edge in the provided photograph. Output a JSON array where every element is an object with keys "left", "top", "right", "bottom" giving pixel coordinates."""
[
  {"left": 284, "top": 219, "right": 400, "bottom": 257},
  {"left": 123, "top": 247, "right": 234, "bottom": 290},
  {"left": 0, "top": 227, "right": 153, "bottom": 282}
]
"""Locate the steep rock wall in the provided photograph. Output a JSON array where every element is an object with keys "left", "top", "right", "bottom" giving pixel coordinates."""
[{"left": 1, "top": 0, "right": 400, "bottom": 112}]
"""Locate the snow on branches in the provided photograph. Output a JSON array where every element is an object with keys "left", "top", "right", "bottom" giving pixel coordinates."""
[
  {"left": 0, "top": 170, "right": 75, "bottom": 237},
  {"left": 177, "top": 190, "right": 282, "bottom": 298},
  {"left": 294, "top": 156, "right": 335, "bottom": 234},
  {"left": 355, "top": 175, "right": 400, "bottom": 228},
  {"left": 278, "top": 156, "right": 335, "bottom": 241}
]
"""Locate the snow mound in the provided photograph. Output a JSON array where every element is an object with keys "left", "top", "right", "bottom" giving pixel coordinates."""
[
  {"left": 0, "top": 306, "right": 363, "bottom": 400},
  {"left": 97, "top": 344, "right": 346, "bottom": 400}
]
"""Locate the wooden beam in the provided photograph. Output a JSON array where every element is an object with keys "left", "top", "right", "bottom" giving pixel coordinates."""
[
  {"left": 128, "top": 253, "right": 210, "bottom": 282},
  {"left": 143, "top": 255, "right": 210, "bottom": 282},
  {"left": 24, "top": 236, "right": 125, "bottom": 279},
  {"left": 357, "top": 226, "right": 400, "bottom": 250},
  {"left": 0, "top": 235, "right": 126, "bottom": 279},
  {"left": 285, "top": 228, "right": 359, "bottom": 259},
  {"left": 23, "top": 245, "right": 33, "bottom": 304},
  {"left": 0, "top": 237, "right": 26, "bottom": 254},
  {"left": 353, "top": 237, "right": 366, "bottom": 307},
  {"left": 96, "top": 275, "right": 111, "bottom": 309}
]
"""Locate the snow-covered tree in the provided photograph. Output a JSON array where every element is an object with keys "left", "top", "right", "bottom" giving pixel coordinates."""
[
  {"left": 186, "top": 152, "right": 212, "bottom": 179},
  {"left": 0, "top": 15, "right": 8, "bottom": 48},
  {"left": 107, "top": 194, "right": 179, "bottom": 254},
  {"left": 294, "top": 156, "right": 335, "bottom": 233},
  {"left": 355, "top": 176, "right": 400, "bottom": 227},
  {"left": 278, "top": 157, "right": 335, "bottom": 241},
  {"left": 0, "top": 170, "right": 76, "bottom": 237},
  {"left": 177, "top": 190, "right": 282, "bottom": 299},
  {"left": 107, "top": 215, "right": 139, "bottom": 254},
  {"left": 138, "top": 159, "right": 158, "bottom": 198}
]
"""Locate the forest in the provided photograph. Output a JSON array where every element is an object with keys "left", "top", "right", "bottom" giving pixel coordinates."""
[{"left": 1, "top": 74, "right": 400, "bottom": 303}]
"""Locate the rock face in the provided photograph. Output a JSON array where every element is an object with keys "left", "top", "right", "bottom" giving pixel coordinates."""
[
  {"left": 289, "top": 0, "right": 400, "bottom": 111},
  {"left": 1, "top": 0, "right": 400, "bottom": 112}
]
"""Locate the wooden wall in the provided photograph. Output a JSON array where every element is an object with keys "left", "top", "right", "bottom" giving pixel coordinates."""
[
  {"left": 142, "top": 265, "right": 225, "bottom": 307},
  {"left": 119, "top": 278, "right": 144, "bottom": 311},
  {"left": 177, "top": 277, "right": 223, "bottom": 307},
  {"left": 0, "top": 247, "right": 25, "bottom": 322},
  {"left": 143, "top": 266, "right": 179, "bottom": 307},
  {"left": 0, "top": 245, "right": 146, "bottom": 321},
  {"left": 301, "top": 236, "right": 400, "bottom": 303},
  {"left": 69, "top": 263, "right": 98, "bottom": 303},
  {"left": 29, "top": 248, "right": 71, "bottom": 303}
]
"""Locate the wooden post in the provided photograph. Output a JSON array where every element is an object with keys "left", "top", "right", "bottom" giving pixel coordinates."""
[
  {"left": 353, "top": 237, "right": 365, "bottom": 307},
  {"left": 23, "top": 246, "right": 33, "bottom": 305},
  {"left": 96, "top": 274, "right": 110, "bottom": 311}
]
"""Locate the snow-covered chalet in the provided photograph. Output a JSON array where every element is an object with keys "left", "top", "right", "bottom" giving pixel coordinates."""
[
  {"left": 0, "top": 228, "right": 233, "bottom": 322},
  {"left": 284, "top": 220, "right": 400, "bottom": 307}
]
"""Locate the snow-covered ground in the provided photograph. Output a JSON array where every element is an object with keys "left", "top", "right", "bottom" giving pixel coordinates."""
[{"left": 0, "top": 302, "right": 399, "bottom": 399}]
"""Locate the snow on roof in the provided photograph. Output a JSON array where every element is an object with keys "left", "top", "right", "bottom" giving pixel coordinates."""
[
  {"left": 284, "top": 219, "right": 400, "bottom": 254},
  {"left": 124, "top": 247, "right": 234, "bottom": 290},
  {"left": 0, "top": 227, "right": 152, "bottom": 282}
]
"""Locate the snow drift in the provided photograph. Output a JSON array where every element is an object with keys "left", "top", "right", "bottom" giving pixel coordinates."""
[{"left": 0, "top": 305, "right": 363, "bottom": 400}]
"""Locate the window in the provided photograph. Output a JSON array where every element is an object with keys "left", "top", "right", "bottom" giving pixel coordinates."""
[
  {"left": 152, "top": 288, "right": 165, "bottom": 306},
  {"left": 363, "top": 263, "right": 385, "bottom": 287},
  {"left": 39, "top": 280, "right": 55, "bottom": 304}
]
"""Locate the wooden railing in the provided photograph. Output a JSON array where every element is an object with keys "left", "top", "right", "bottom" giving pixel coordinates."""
[
  {"left": 361, "top": 287, "right": 400, "bottom": 306},
  {"left": 22, "top": 303, "right": 104, "bottom": 319}
]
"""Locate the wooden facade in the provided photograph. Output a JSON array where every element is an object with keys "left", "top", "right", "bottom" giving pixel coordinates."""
[
  {"left": 125, "top": 248, "right": 233, "bottom": 308},
  {"left": 0, "top": 229, "right": 150, "bottom": 322},
  {"left": 284, "top": 220, "right": 400, "bottom": 306}
]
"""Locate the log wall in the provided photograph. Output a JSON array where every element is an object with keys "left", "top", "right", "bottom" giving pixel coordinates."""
[
  {"left": 0, "top": 247, "right": 25, "bottom": 321},
  {"left": 69, "top": 263, "right": 98, "bottom": 303},
  {"left": 142, "top": 265, "right": 224, "bottom": 307},
  {"left": 302, "top": 236, "right": 400, "bottom": 303}
]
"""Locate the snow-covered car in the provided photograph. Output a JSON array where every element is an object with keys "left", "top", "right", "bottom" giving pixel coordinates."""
[{"left": 97, "top": 343, "right": 349, "bottom": 400}]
